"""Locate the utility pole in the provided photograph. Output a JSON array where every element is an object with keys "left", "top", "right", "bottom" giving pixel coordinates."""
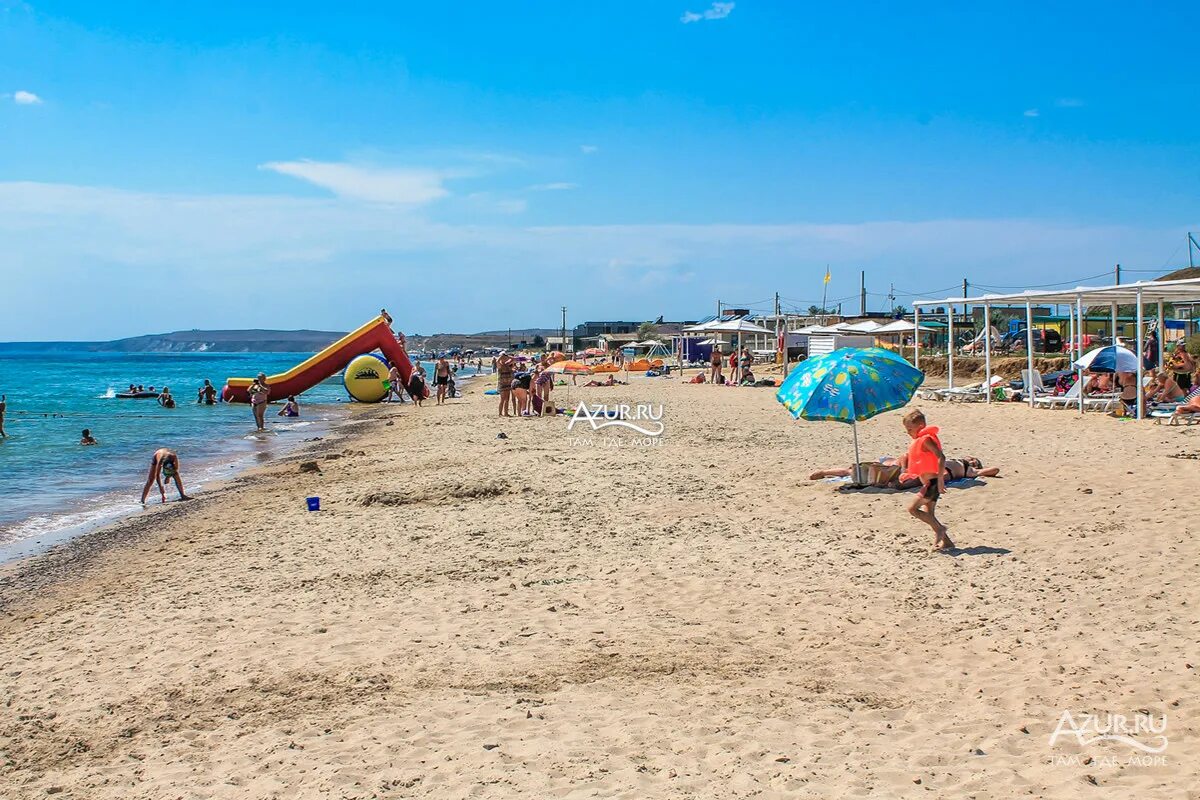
[
  {"left": 507, "top": 327, "right": 512, "bottom": 348},
  {"left": 887, "top": 283, "right": 896, "bottom": 316},
  {"left": 716, "top": 299, "right": 722, "bottom": 319},
  {"left": 1189, "top": 233, "right": 1198, "bottom": 270},
  {"left": 560, "top": 306, "right": 567, "bottom": 354},
  {"left": 962, "top": 278, "right": 969, "bottom": 326},
  {"left": 1115, "top": 263, "right": 1121, "bottom": 285},
  {"left": 774, "top": 292, "right": 783, "bottom": 372},
  {"left": 860, "top": 270, "right": 866, "bottom": 316}
]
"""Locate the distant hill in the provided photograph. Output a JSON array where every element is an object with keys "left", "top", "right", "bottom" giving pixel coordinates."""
[
  {"left": 0, "top": 326, "right": 564, "bottom": 353},
  {"left": 0, "top": 329, "right": 348, "bottom": 353}
]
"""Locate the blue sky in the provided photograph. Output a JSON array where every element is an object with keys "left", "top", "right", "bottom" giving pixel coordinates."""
[{"left": 2, "top": 1, "right": 1198, "bottom": 340}]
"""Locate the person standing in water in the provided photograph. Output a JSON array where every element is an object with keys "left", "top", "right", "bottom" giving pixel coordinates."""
[
  {"left": 140, "top": 448, "right": 190, "bottom": 504},
  {"left": 158, "top": 386, "right": 176, "bottom": 408},
  {"left": 434, "top": 356, "right": 452, "bottom": 405},
  {"left": 248, "top": 373, "right": 270, "bottom": 431},
  {"left": 197, "top": 379, "right": 218, "bottom": 405},
  {"left": 0, "top": 394, "right": 6, "bottom": 438},
  {"left": 80, "top": 428, "right": 98, "bottom": 445}
]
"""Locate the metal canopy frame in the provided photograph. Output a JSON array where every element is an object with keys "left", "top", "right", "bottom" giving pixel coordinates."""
[{"left": 910, "top": 277, "right": 1200, "bottom": 419}]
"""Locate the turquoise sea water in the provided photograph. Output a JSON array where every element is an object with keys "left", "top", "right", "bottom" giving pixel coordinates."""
[{"left": 0, "top": 351, "right": 471, "bottom": 559}]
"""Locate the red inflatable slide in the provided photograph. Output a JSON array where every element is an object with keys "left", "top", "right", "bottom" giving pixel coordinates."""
[{"left": 222, "top": 315, "right": 424, "bottom": 402}]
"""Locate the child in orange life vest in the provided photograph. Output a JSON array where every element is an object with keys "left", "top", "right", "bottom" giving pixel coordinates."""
[{"left": 899, "top": 409, "right": 954, "bottom": 552}]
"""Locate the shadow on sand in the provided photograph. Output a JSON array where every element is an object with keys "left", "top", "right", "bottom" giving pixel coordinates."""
[{"left": 944, "top": 545, "right": 1011, "bottom": 557}]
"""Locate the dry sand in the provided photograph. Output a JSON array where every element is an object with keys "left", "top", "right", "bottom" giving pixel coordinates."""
[{"left": 0, "top": 375, "right": 1195, "bottom": 799}]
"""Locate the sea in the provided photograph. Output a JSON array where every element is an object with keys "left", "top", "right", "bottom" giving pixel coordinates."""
[{"left": 0, "top": 351, "right": 473, "bottom": 562}]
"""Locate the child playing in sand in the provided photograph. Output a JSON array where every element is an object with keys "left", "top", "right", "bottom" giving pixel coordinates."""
[{"left": 899, "top": 409, "right": 953, "bottom": 551}]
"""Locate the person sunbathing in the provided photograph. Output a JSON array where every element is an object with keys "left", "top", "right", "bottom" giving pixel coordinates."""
[
  {"left": 1149, "top": 371, "right": 1185, "bottom": 404},
  {"left": 944, "top": 456, "right": 1000, "bottom": 480},
  {"left": 584, "top": 375, "right": 617, "bottom": 387},
  {"left": 809, "top": 455, "right": 999, "bottom": 483},
  {"left": 1165, "top": 382, "right": 1200, "bottom": 421},
  {"left": 1082, "top": 371, "right": 1112, "bottom": 396}
]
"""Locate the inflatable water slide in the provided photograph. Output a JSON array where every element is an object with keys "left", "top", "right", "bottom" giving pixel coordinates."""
[{"left": 222, "top": 315, "right": 426, "bottom": 403}]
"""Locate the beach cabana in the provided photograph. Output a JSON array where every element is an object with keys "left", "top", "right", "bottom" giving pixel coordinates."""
[{"left": 914, "top": 276, "right": 1200, "bottom": 419}]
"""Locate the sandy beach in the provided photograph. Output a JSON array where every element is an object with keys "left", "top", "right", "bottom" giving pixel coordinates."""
[{"left": 0, "top": 375, "right": 1195, "bottom": 799}]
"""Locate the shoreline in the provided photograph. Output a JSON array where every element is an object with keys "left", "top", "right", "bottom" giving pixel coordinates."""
[
  {"left": 0, "top": 402, "right": 380, "bottom": 604},
  {"left": 0, "top": 376, "right": 1192, "bottom": 798},
  {"left": 0, "top": 403, "right": 348, "bottom": 567}
]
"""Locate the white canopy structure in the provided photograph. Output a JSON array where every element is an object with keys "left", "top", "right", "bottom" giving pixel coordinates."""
[
  {"left": 689, "top": 318, "right": 775, "bottom": 334},
  {"left": 684, "top": 318, "right": 775, "bottom": 382},
  {"left": 874, "top": 319, "right": 937, "bottom": 335},
  {"left": 837, "top": 320, "right": 885, "bottom": 333},
  {"left": 913, "top": 276, "right": 1200, "bottom": 418}
]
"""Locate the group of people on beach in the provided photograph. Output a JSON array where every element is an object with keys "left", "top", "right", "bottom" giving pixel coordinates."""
[
  {"left": 494, "top": 351, "right": 559, "bottom": 417},
  {"left": 706, "top": 346, "right": 757, "bottom": 385},
  {"left": 1075, "top": 339, "right": 1200, "bottom": 420}
]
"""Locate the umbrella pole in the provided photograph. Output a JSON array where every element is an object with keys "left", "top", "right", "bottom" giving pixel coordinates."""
[{"left": 852, "top": 419, "right": 862, "bottom": 485}]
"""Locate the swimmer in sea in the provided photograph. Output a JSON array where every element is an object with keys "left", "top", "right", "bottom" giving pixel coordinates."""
[
  {"left": 0, "top": 394, "right": 6, "bottom": 437},
  {"left": 159, "top": 386, "right": 176, "bottom": 408},
  {"left": 140, "top": 448, "right": 190, "bottom": 504},
  {"left": 80, "top": 428, "right": 98, "bottom": 445}
]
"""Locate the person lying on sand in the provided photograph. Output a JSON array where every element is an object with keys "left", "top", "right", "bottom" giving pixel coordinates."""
[
  {"left": 809, "top": 455, "right": 999, "bottom": 483},
  {"left": 140, "top": 448, "right": 190, "bottom": 504}
]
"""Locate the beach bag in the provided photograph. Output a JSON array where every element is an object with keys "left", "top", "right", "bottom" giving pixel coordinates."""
[{"left": 851, "top": 462, "right": 902, "bottom": 487}]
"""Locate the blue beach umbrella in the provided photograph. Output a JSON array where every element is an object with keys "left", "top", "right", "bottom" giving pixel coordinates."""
[
  {"left": 1072, "top": 345, "right": 1138, "bottom": 374},
  {"left": 776, "top": 347, "right": 925, "bottom": 472}
]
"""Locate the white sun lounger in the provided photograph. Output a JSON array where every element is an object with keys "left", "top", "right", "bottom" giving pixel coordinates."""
[{"left": 918, "top": 375, "right": 1004, "bottom": 402}]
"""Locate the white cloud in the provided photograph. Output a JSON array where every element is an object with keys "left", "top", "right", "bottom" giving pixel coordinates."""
[
  {"left": 681, "top": 2, "right": 734, "bottom": 23},
  {"left": 259, "top": 160, "right": 449, "bottom": 205},
  {"left": 12, "top": 90, "right": 42, "bottom": 105},
  {"left": 0, "top": 179, "right": 1186, "bottom": 340},
  {"left": 580, "top": 144, "right": 599, "bottom": 155},
  {"left": 1023, "top": 108, "right": 1039, "bottom": 118},
  {"left": 529, "top": 182, "right": 578, "bottom": 191},
  {"left": 1055, "top": 98, "right": 1085, "bottom": 108}
]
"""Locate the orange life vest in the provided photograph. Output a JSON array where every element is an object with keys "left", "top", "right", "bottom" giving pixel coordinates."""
[{"left": 905, "top": 426, "right": 942, "bottom": 478}]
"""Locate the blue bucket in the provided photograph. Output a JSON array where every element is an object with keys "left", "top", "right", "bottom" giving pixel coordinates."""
[{"left": 306, "top": 496, "right": 320, "bottom": 512}]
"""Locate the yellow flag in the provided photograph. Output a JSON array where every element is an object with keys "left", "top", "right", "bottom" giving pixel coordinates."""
[{"left": 823, "top": 268, "right": 831, "bottom": 285}]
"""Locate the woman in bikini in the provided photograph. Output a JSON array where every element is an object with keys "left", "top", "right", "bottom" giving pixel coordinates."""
[
  {"left": 248, "top": 373, "right": 270, "bottom": 431},
  {"left": 943, "top": 456, "right": 1000, "bottom": 480},
  {"left": 709, "top": 348, "right": 723, "bottom": 384},
  {"left": 140, "top": 448, "right": 189, "bottom": 504},
  {"left": 496, "top": 352, "right": 516, "bottom": 416}
]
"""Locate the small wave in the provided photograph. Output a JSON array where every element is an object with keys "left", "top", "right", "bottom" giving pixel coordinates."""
[
  {"left": 273, "top": 420, "right": 314, "bottom": 430},
  {"left": 100, "top": 387, "right": 116, "bottom": 399}
]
